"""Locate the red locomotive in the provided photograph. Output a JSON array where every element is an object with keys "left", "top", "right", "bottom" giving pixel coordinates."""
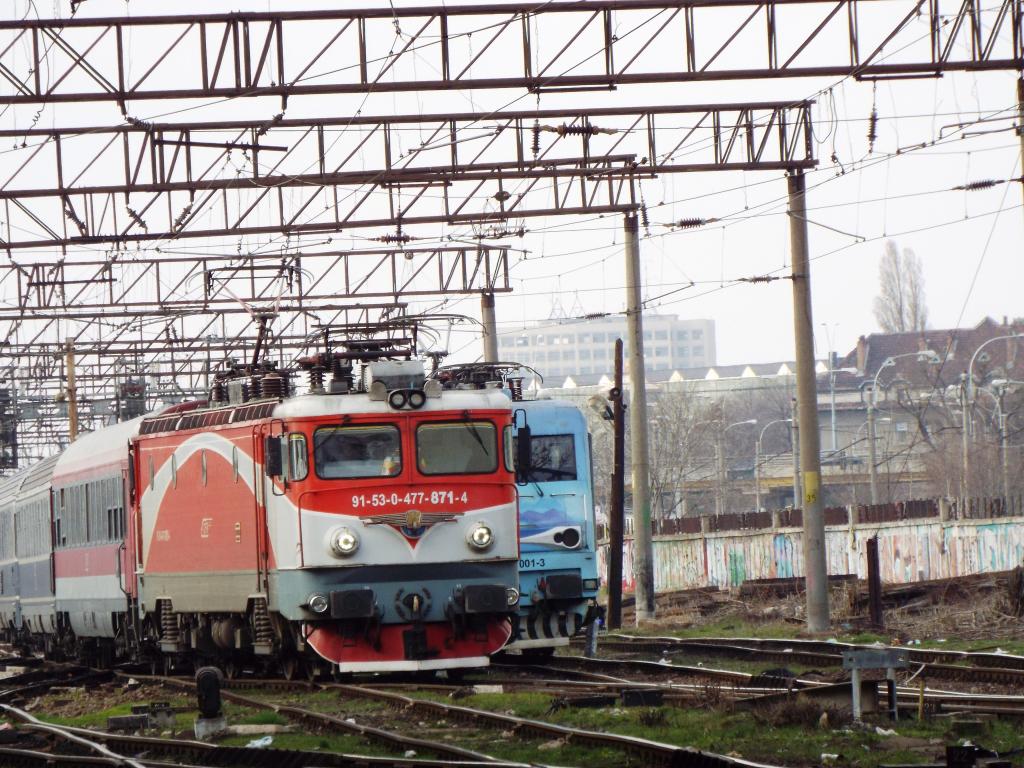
[{"left": 2, "top": 333, "right": 522, "bottom": 677}]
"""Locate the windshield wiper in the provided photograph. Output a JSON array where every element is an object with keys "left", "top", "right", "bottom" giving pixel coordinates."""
[{"left": 463, "top": 421, "right": 487, "bottom": 454}]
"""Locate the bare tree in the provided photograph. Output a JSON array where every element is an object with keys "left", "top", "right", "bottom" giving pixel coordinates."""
[{"left": 873, "top": 240, "right": 928, "bottom": 333}]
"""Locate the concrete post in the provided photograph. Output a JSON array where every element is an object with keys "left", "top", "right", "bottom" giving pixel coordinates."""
[
  {"left": 714, "top": 435, "right": 725, "bottom": 517},
  {"left": 787, "top": 170, "right": 829, "bottom": 634},
  {"left": 624, "top": 214, "right": 655, "bottom": 623},
  {"left": 938, "top": 496, "right": 951, "bottom": 523},
  {"left": 754, "top": 438, "right": 762, "bottom": 512},
  {"left": 480, "top": 291, "right": 498, "bottom": 363},
  {"left": 790, "top": 398, "right": 801, "bottom": 508},
  {"left": 867, "top": 401, "right": 879, "bottom": 504}
]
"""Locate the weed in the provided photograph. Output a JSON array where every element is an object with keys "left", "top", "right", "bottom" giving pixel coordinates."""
[
  {"left": 638, "top": 708, "right": 667, "bottom": 727},
  {"left": 751, "top": 695, "right": 847, "bottom": 729}
]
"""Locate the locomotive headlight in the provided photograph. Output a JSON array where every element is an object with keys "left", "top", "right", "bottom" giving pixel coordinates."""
[
  {"left": 466, "top": 522, "right": 494, "bottom": 551},
  {"left": 329, "top": 527, "right": 360, "bottom": 557},
  {"left": 306, "top": 593, "right": 330, "bottom": 614},
  {"left": 506, "top": 587, "right": 520, "bottom": 606}
]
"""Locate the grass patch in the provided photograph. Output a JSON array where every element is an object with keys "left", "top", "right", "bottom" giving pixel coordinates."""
[
  {"left": 216, "top": 731, "right": 397, "bottom": 756},
  {"left": 232, "top": 709, "right": 288, "bottom": 726},
  {"left": 402, "top": 688, "right": 1024, "bottom": 768}
]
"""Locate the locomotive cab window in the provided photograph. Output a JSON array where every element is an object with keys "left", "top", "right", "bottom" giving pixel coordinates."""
[
  {"left": 512, "top": 434, "right": 577, "bottom": 482},
  {"left": 288, "top": 434, "right": 309, "bottom": 481},
  {"left": 417, "top": 421, "right": 497, "bottom": 475},
  {"left": 503, "top": 426, "right": 514, "bottom": 472},
  {"left": 314, "top": 425, "right": 401, "bottom": 479}
]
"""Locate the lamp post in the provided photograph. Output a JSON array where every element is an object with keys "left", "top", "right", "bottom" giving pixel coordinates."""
[
  {"left": 716, "top": 419, "right": 757, "bottom": 516},
  {"left": 963, "top": 334, "right": 1024, "bottom": 496},
  {"left": 979, "top": 380, "right": 1021, "bottom": 501},
  {"left": 755, "top": 418, "right": 792, "bottom": 513},
  {"left": 866, "top": 351, "right": 939, "bottom": 504}
]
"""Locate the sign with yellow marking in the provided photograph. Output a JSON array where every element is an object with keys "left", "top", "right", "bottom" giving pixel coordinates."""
[{"left": 803, "top": 471, "right": 820, "bottom": 504}]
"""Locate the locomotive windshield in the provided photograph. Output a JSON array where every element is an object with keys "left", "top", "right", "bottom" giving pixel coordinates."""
[
  {"left": 416, "top": 421, "right": 498, "bottom": 475},
  {"left": 314, "top": 425, "right": 402, "bottom": 479},
  {"left": 513, "top": 434, "right": 577, "bottom": 482}
]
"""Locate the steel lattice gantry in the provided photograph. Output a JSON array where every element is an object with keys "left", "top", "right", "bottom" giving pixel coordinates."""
[
  {"left": 0, "top": 244, "right": 511, "bottom": 411},
  {"left": 0, "top": 246, "right": 512, "bottom": 320},
  {"left": 0, "top": 102, "right": 814, "bottom": 252},
  {"left": 0, "top": 0, "right": 1019, "bottom": 106}
]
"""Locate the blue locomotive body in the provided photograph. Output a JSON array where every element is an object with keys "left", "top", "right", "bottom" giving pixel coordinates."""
[{"left": 510, "top": 398, "right": 600, "bottom": 651}]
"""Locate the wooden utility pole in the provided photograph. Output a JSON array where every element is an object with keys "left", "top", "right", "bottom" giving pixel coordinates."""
[{"left": 607, "top": 339, "right": 626, "bottom": 630}]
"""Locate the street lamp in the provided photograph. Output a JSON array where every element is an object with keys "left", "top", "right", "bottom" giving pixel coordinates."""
[
  {"left": 755, "top": 418, "right": 791, "bottom": 512},
  {"left": 716, "top": 419, "right": 757, "bottom": 516},
  {"left": 856, "top": 417, "right": 891, "bottom": 447},
  {"left": 980, "top": 379, "right": 1021, "bottom": 500},
  {"left": 865, "top": 351, "right": 939, "bottom": 504},
  {"left": 963, "top": 334, "right": 1024, "bottom": 497}
]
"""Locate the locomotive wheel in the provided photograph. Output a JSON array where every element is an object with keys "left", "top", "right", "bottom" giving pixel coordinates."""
[
  {"left": 281, "top": 656, "right": 301, "bottom": 681},
  {"left": 305, "top": 660, "right": 322, "bottom": 682},
  {"left": 222, "top": 659, "right": 241, "bottom": 680}
]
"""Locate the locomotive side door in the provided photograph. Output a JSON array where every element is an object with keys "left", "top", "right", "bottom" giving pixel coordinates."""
[{"left": 253, "top": 426, "right": 280, "bottom": 595}]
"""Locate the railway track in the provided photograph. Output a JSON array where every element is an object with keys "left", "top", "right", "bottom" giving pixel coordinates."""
[
  {"left": 543, "top": 650, "right": 1024, "bottom": 717},
  {"left": 588, "top": 634, "right": 1024, "bottom": 686},
  {"left": 136, "top": 672, "right": 791, "bottom": 768},
  {"left": 1, "top": 701, "right": 536, "bottom": 768}
]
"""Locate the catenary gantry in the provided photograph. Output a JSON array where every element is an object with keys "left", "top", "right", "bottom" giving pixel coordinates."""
[
  {"left": 0, "top": 0, "right": 1018, "bottom": 107},
  {"left": 0, "top": 103, "right": 813, "bottom": 252}
]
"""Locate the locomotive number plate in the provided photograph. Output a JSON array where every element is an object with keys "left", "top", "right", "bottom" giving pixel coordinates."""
[{"left": 351, "top": 490, "right": 469, "bottom": 508}]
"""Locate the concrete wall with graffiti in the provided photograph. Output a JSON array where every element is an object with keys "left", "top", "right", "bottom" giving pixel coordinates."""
[{"left": 601, "top": 515, "right": 1024, "bottom": 592}]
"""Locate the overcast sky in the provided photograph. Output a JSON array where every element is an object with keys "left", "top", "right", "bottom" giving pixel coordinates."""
[{"left": 2, "top": 0, "right": 1020, "bottom": 372}]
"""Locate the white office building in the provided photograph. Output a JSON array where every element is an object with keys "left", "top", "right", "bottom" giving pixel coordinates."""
[{"left": 497, "top": 315, "right": 716, "bottom": 381}]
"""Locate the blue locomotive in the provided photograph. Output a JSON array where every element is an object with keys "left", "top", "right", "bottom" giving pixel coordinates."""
[{"left": 509, "top": 397, "right": 600, "bottom": 653}]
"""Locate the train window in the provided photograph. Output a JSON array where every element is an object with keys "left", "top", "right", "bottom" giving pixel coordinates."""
[
  {"left": 314, "top": 425, "right": 401, "bottom": 479},
  {"left": 288, "top": 434, "right": 308, "bottom": 481},
  {"left": 171, "top": 454, "right": 177, "bottom": 488},
  {"left": 503, "top": 427, "right": 514, "bottom": 472},
  {"left": 232, "top": 445, "right": 239, "bottom": 482},
  {"left": 513, "top": 434, "right": 577, "bottom": 482},
  {"left": 416, "top": 421, "right": 497, "bottom": 475},
  {"left": 201, "top": 450, "right": 207, "bottom": 486}
]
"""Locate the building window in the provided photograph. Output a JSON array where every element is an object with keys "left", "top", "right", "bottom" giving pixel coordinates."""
[
  {"left": 515, "top": 336, "right": 528, "bottom": 347},
  {"left": 679, "top": 346, "right": 689, "bottom": 357},
  {"left": 579, "top": 349, "right": 591, "bottom": 360},
  {"left": 548, "top": 350, "right": 559, "bottom": 361},
  {"left": 678, "top": 330, "right": 689, "bottom": 340},
  {"left": 594, "top": 348, "right": 607, "bottom": 359},
  {"left": 692, "top": 329, "right": 703, "bottom": 340},
  {"left": 593, "top": 332, "right": 606, "bottom": 343},
  {"left": 655, "top": 330, "right": 668, "bottom": 340},
  {"left": 693, "top": 345, "right": 704, "bottom": 357}
]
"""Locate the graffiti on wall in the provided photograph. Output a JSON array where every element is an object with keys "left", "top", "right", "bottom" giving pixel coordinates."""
[{"left": 598, "top": 517, "right": 1024, "bottom": 592}]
